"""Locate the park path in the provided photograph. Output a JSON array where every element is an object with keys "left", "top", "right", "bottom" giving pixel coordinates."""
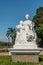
[
  {"left": 40, "top": 49, "right": 43, "bottom": 55},
  {"left": 0, "top": 52, "right": 9, "bottom": 56},
  {"left": 0, "top": 52, "right": 43, "bottom": 55}
]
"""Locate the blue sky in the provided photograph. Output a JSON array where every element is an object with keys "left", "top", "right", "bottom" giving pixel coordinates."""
[{"left": 0, "top": 0, "right": 43, "bottom": 42}]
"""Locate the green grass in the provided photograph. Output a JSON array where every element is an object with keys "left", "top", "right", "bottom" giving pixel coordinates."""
[{"left": 0, "top": 55, "right": 43, "bottom": 65}]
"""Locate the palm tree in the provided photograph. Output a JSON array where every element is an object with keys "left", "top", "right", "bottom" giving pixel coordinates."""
[{"left": 6, "top": 28, "right": 16, "bottom": 47}]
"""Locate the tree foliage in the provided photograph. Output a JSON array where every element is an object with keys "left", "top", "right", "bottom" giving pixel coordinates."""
[
  {"left": 32, "top": 7, "right": 43, "bottom": 47},
  {"left": 6, "top": 28, "right": 16, "bottom": 47}
]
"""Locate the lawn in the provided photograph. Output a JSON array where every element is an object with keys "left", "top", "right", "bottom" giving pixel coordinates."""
[{"left": 0, "top": 55, "right": 43, "bottom": 65}]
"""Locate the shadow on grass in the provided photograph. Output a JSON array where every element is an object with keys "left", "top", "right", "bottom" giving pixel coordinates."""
[{"left": 39, "top": 55, "right": 43, "bottom": 62}]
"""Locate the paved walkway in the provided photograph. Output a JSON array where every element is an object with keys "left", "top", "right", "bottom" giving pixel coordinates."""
[
  {"left": 40, "top": 50, "right": 43, "bottom": 55},
  {"left": 0, "top": 52, "right": 9, "bottom": 56}
]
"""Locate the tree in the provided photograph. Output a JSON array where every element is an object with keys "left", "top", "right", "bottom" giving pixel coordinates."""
[
  {"left": 6, "top": 28, "right": 16, "bottom": 47},
  {"left": 32, "top": 7, "right": 43, "bottom": 47}
]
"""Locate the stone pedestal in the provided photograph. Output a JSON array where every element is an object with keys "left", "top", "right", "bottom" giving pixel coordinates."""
[
  {"left": 9, "top": 48, "right": 41, "bottom": 62},
  {"left": 12, "top": 55, "right": 39, "bottom": 62}
]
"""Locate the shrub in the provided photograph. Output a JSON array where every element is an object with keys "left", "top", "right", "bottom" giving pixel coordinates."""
[
  {"left": 0, "top": 48, "right": 8, "bottom": 52},
  {"left": 0, "top": 42, "right": 11, "bottom": 48},
  {"left": 39, "top": 55, "right": 43, "bottom": 61}
]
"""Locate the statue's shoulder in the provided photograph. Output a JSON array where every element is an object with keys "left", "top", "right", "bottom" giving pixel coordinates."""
[{"left": 24, "top": 20, "right": 32, "bottom": 25}]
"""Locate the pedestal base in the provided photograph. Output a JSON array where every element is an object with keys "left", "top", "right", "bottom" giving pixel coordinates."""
[
  {"left": 12, "top": 54, "right": 39, "bottom": 62},
  {"left": 8, "top": 48, "right": 42, "bottom": 62}
]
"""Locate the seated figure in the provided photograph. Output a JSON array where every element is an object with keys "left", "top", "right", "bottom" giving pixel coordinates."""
[{"left": 15, "top": 14, "right": 36, "bottom": 44}]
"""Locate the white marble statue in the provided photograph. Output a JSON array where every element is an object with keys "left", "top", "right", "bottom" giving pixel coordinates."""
[{"left": 13, "top": 14, "right": 37, "bottom": 49}]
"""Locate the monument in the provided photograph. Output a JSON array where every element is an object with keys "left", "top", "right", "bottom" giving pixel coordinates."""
[{"left": 9, "top": 14, "right": 41, "bottom": 62}]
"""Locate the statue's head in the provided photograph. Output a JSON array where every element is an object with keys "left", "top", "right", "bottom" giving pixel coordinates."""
[
  {"left": 25, "top": 14, "right": 29, "bottom": 20},
  {"left": 20, "top": 20, "right": 23, "bottom": 24}
]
